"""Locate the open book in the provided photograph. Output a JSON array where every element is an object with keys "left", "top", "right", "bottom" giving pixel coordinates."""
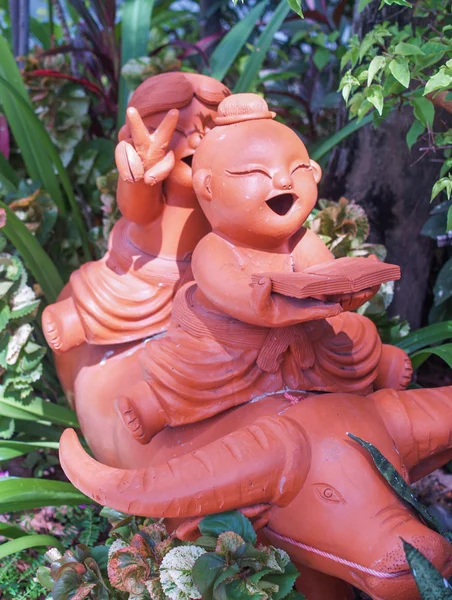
[{"left": 251, "top": 256, "right": 400, "bottom": 300}]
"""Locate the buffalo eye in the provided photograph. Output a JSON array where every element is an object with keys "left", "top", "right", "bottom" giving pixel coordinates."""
[{"left": 313, "top": 484, "right": 344, "bottom": 504}]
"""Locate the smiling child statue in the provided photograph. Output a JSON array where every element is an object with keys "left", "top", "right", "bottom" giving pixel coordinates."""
[
  {"left": 116, "top": 93, "right": 413, "bottom": 445},
  {"left": 42, "top": 72, "right": 229, "bottom": 352}
]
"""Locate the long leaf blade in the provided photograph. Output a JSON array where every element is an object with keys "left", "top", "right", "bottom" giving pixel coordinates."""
[
  {"left": 397, "top": 322, "right": 452, "bottom": 354},
  {"left": 0, "top": 396, "right": 78, "bottom": 427},
  {"left": 207, "top": 1, "right": 269, "bottom": 82},
  {"left": 0, "top": 201, "right": 63, "bottom": 303},
  {"left": 0, "top": 72, "right": 92, "bottom": 260},
  {"left": 0, "top": 35, "right": 66, "bottom": 214},
  {"left": 410, "top": 343, "right": 452, "bottom": 371},
  {"left": 0, "top": 35, "right": 91, "bottom": 259},
  {"left": 117, "top": 0, "right": 155, "bottom": 127},
  {"left": 0, "top": 478, "right": 89, "bottom": 512},
  {"left": 403, "top": 540, "right": 452, "bottom": 599},
  {"left": 0, "top": 148, "right": 19, "bottom": 192},
  {"left": 0, "top": 534, "right": 64, "bottom": 559},
  {"left": 0, "top": 521, "right": 28, "bottom": 539},
  {"left": 309, "top": 114, "right": 373, "bottom": 162},
  {"left": 0, "top": 440, "right": 59, "bottom": 462},
  {"left": 347, "top": 433, "right": 448, "bottom": 538},
  {"left": 234, "top": 0, "right": 291, "bottom": 93}
]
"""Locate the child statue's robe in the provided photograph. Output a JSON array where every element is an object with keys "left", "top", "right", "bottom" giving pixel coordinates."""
[
  {"left": 139, "top": 282, "right": 382, "bottom": 427},
  {"left": 69, "top": 219, "right": 192, "bottom": 344}
]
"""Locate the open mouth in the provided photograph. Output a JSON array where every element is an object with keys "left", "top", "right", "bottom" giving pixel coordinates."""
[
  {"left": 181, "top": 154, "right": 194, "bottom": 167},
  {"left": 266, "top": 193, "right": 296, "bottom": 216}
]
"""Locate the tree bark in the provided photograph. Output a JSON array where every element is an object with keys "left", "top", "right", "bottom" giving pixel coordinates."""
[
  {"left": 321, "top": 108, "right": 438, "bottom": 328},
  {"left": 320, "top": 1, "right": 442, "bottom": 328}
]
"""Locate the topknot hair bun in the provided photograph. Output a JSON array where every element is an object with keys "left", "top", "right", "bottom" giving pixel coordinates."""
[{"left": 215, "top": 93, "right": 276, "bottom": 126}]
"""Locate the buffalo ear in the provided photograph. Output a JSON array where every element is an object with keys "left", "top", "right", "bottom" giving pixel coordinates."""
[
  {"left": 310, "top": 160, "right": 322, "bottom": 184},
  {"left": 192, "top": 168, "right": 212, "bottom": 202},
  {"left": 372, "top": 387, "right": 452, "bottom": 479}
]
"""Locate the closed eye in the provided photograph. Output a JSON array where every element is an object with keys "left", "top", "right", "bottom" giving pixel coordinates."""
[
  {"left": 291, "top": 163, "right": 311, "bottom": 175},
  {"left": 225, "top": 167, "right": 271, "bottom": 178}
]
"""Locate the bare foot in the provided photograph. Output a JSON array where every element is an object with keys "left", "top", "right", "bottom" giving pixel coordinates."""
[
  {"left": 115, "top": 382, "right": 167, "bottom": 445},
  {"left": 374, "top": 345, "right": 413, "bottom": 390},
  {"left": 42, "top": 297, "right": 86, "bottom": 353}
]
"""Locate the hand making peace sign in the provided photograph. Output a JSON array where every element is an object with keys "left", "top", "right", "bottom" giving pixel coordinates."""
[{"left": 115, "top": 107, "right": 179, "bottom": 186}]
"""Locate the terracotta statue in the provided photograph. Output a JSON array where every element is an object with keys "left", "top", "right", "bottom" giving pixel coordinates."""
[
  {"left": 60, "top": 386, "right": 452, "bottom": 600},
  {"left": 42, "top": 72, "right": 230, "bottom": 353},
  {"left": 47, "top": 87, "right": 451, "bottom": 600},
  {"left": 113, "top": 94, "right": 412, "bottom": 445}
]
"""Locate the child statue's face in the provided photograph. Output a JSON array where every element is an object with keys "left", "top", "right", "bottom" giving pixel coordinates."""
[{"left": 193, "top": 119, "right": 321, "bottom": 248}]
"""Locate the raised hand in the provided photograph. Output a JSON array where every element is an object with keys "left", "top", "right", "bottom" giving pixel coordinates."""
[{"left": 115, "top": 107, "right": 179, "bottom": 186}]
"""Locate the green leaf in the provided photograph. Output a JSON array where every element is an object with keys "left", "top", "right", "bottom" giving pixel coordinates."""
[
  {"left": 394, "top": 42, "right": 424, "bottom": 56},
  {"left": 0, "top": 440, "right": 59, "bottom": 462},
  {"left": 0, "top": 478, "right": 89, "bottom": 512},
  {"left": 0, "top": 201, "right": 63, "bottom": 303},
  {"left": 309, "top": 114, "right": 373, "bottom": 162},
  {"left": 234, "top": 0, "right": 291, "bottom": 93},
  {"left": 0, "top": 148, "right": 19, "bottom": 192},
  {"left": 224, "top": 578, "right": 264, "bottom": 599},
  {"left": 347, "top": 434, "right": 447, "bottom": 537},
  {"left": 381, "top": 0, "right": 412, "bottom": 6},
  {"left": 36, "top": 566, "right": 54, "bottom": 591},
  {"left": 403, "top": 540, "right": 452, "bottom": 599},
  {"left": 406, "top": 119, "right": 425, "bottom": 150},
  {"left": 0, "top": 41, "right": 91, "bottom": 260},
  {"left": 313, "top": 47, "right": 330, "bottom": 71},
  {"left": 0, "top": 38, "right": 89, "bottom": 260},
  {"left": 432, "top": 177, "right": 452, "bottom": 202},
  {"left": 410, "top": 343, "right": 452, "bottom": 370},
  {"left": 199, "top": 511, "right": 257, "bottom": 544},
  {"left": 118, "top": 0, "right": 155, "bottom": 128},
  {"left": 397, "top": 321, "right": 452, "bottom": 354},
  {"left": 389, "top": 57, "right": 410, "bottom": 88},
  {"left": 195, "top": 535, "right": 218, "bottom": 550},
  {"left": 411, "top": 97, "right": 435, "bottom": 127},
  {"left": 287, "top": 0, "right": 303, "bottom": 18},
  {"left": 367, "top": 56, "right": 386, "bottom": 86},
  {"left": 0, "top": 35, "right": 64, "bottom": 212},
  {"left": 208, "top": 1, "right": 269, "bottom": 82},
  {"left": 0, "top": 416, "right": 14, "bottom": 439},
  {"left": 358, "top": 0, "right": 374, "bottom": 11},
  {"left": 0, "top": 396, "right": 78, "bottom": 426},
  {"left": 424, "top": 72, "right": 452, "bottom": 96},
  {"left": 192, "top": 552, "right": 226, "bottom": 599},
  {"left": 0, "top": 534, "right": 64, "bottom": 559},
  {"left": 366, "top": 85, "right": 384, "bottom": 115},
  {"left": 0, "top": 520, "right": 28, "bottom": 539},
  {"left": 29, "top": 16, "right": 51, "bottom": 49},
  {"left": 447, "top": 205, "right": 452, "bottom": 232},
  {"left": 265, "top": 561, "right": 300, "bottom": 599},
  {"left": 339, "top": 71, "right": 360, "bottom": 104}
]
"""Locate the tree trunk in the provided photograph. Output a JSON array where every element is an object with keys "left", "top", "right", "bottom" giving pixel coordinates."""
[{"left": 320, "top": 1, "right": 441, "bottom": 328}]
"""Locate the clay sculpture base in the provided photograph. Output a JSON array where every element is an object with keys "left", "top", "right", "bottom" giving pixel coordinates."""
[{"left": 60, "top": 387, "right": 452, "bottom": 600}]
